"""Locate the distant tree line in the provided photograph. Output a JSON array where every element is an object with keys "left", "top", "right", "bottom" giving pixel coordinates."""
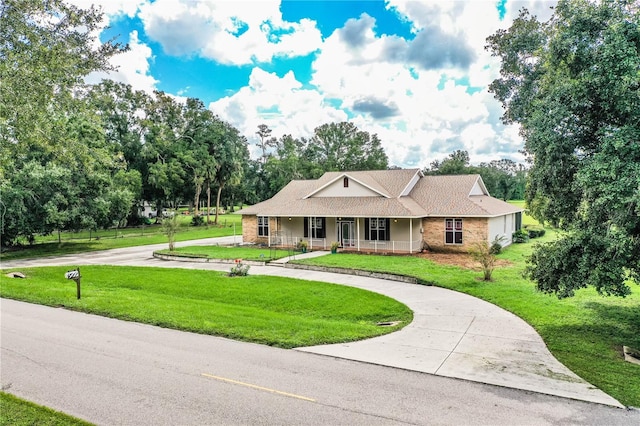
[
  {"left": 0, "top": 0, "right": 525, "bottom": 249},
  {"left": 423, "top": 150, "right": 527, "bottom": 201}
]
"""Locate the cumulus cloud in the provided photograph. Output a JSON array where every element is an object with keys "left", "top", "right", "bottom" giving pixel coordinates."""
[
  {"left": 340, "top": 13, "right": 376, "bottom": 48},
  {"left": 86, "top": 31, "right": 158, "bottom": 93},
  {"left": 405, "top": 27, "right": 475, "bottom": 70},
  {"left": 209, "top": 68, "right": 348, "bottom": 157},
  {"left": 352, "top": 98, "right": 399, "bottom": 119},
  {"left": 83, "top": 0, "right": 553, "bottom": 167},
  {"left": 137, "top": 0, "right": 323, "bottom": 64}
]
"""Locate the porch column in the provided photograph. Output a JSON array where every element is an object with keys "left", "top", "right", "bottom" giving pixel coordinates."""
[
  {"left": 409, "top": 218, "right": 413, "bottom": 252},
  {"left": 357, "top": 218, "right": 360, "bottom": 252}
]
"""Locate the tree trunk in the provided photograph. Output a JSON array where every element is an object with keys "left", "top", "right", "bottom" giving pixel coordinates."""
[
  {"left": 215, "top": 184, "right": 224, "bottom": 225},
  {"left": 206, "top": 185, "right": 211, "bottom": 225}
]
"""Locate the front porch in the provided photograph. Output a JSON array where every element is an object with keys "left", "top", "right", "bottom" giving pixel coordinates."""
[{"left": 252, "top": 216, "right": 424, "bottom": 254}]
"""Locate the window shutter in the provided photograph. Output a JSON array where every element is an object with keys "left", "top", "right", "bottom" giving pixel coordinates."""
[
  {"left": 385, "top": 218, "right": 391, "bottom": 241},
  {"left": 364, "top": 218, "right": 370, "bottom": 240},
  {"left": 303, "top": 217, "right": 309, "bottom": 238}
]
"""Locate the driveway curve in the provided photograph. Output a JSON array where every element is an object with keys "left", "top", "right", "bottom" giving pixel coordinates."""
[{"left": 1, "top": 237, "right": 623, "bottom": 407}]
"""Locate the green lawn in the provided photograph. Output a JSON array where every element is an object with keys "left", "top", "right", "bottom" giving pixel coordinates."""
[
  {"left": 156, "top": 245, "right": 293, "bottom": 261},
  {"left": 508, "top": 200, "right": 539, "bottom": 226},
  {"left": 293, "top": 232, "right": 640, "bottom": 407},
  {"left": 0, "top": 392, "right": 93, "bottom": 426},
  {"left": 0, "top": 266, "right": 412, "bottom": 349},
  {"left": 0, "top": 214, "right": 243, "bottom": 261}
]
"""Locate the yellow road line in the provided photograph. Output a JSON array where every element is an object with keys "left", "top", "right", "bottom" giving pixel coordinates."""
[{"left": 201, "top": 373, "right": 316, "bottom": 402}]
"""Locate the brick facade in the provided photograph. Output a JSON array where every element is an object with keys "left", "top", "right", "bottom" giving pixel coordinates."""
[
  {"left": 242, "top": 215, "right": 278, "bottom": 245},
  {"left": 421, "top": 217, "right": 488, "bottom": 252}
]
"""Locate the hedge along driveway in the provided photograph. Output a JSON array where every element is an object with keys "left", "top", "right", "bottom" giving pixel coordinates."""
[{"left": 0, "top": 265, "right": 412, "bottom": 349}]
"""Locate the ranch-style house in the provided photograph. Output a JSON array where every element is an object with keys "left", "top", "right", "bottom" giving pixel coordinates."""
[{"left": 239, "top": 169, "right": 524, "bottom": 253}]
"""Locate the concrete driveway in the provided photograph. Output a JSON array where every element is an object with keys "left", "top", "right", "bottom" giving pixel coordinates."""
[{"left": 1, "top": 238, "right": 624, "bottom": 407}]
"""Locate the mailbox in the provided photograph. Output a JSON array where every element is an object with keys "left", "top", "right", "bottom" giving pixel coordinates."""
[{"left": 65, "top": 268, "right": 81, "bottom": 299}]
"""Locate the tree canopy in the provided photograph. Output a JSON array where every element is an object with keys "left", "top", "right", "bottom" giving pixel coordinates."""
[
  {"left": 487, "top": 0, "right": 640, "bottom": 297},
  {"left": 424, "top": 150, "right": 526, "bottom": 201}
]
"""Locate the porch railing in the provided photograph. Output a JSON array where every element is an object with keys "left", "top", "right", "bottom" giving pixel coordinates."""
[
  {"left": 357, "top": 238, "right": 423, "bottom": 253},
  {"left": 270, "top": 232, "right": 422, "bottom": 253}
]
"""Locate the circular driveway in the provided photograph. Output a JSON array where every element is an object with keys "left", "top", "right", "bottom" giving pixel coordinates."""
[{"left": 1, "top": 237, "right": 623, "bottom": 407}]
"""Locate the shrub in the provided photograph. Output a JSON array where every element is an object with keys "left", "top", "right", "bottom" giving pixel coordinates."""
[
  {"left": 470, "top": 241, "right": 497, "bottom": 281},
  {"left": 512, "top": 229, "right": 530, "bottom": 243},
  {"left": 229, "top": 259, "right": 250, "bottom": 276},
  {"left": 191, "top": 215, "right": 205, "bottom": 227},
  {"left": 162, "top": 214, "right": 179, "bottom": 251},
  {"left": 526, "top": 226, "right": 546, "bottom": 239},
  {"left": 490, "top": 236, "right": 505, "bottom": 254}
]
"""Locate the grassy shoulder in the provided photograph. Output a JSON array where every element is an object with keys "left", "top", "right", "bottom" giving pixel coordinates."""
[
  {"left": 293, "top": 232, "right": 640, "bottom": 407},
  {"left": 0, "top": 392, "right": 92, "bottom": 426},
  {"left": 0, "top": 266, "right": 412, "bottom": 349},
  {"left": 156, "top": 245, "right": 293, "bottom": 261},
  {"left": 0, "top": 215, "right": 242, "bottom": 262}
]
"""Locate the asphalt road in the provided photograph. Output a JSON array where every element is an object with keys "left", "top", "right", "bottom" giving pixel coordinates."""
[
  {"left": 2, "top": 298, "right": 639, "bottom": 425},
  {"left": 2, "top": 239, "right": 639, "bottom": 424}
]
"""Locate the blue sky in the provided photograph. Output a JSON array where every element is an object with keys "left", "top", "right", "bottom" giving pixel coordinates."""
[{"left": 84, "top": 0, "right": 558, "bottom": 168}]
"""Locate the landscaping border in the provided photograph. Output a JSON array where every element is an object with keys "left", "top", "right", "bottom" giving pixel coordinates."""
[
  {"left": 153, "top": 252, "right": 266, "bottom": 266},
  {"left": 285, "top": 262, "right": 429, "bottom": 285}
]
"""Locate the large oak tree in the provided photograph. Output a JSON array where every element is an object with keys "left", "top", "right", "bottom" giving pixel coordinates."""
[{"left": 487, "top": 0, "right": 640, "bottom": 297}]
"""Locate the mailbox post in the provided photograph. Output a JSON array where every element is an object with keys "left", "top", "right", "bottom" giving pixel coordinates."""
[{"left": 65, "top": 268, "right": 81, "bottom": 299}]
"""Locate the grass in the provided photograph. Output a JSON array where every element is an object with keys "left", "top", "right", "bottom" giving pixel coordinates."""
[
  {"left": 156, "top": 245, "right": 293, "bottom": 261},
  {"left": 0, "top": 266, "right": 412, "bottom": 349},
  {"left": 508, "top": 200, "right": 539, "bottom": 227},
  {"left": 0, "top": 214, "right": 243, "bottom": 261},
  {"left": 292, "top": 232, "right": 640, "bottom": 407},
  {"left": 0, "top": 392, "right": 93, "bottom": 426}
]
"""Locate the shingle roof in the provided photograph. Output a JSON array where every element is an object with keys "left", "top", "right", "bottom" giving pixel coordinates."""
[
  {"left": 308, "top": 169, "right": 420, "bottom": 198},
  {"left": 239, "top": 170, "right": 523, "bottom": 218}
]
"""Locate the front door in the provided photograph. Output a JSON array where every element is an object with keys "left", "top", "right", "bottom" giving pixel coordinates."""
[{"left": 337, "top": 219, "right": 355, "bottom": 247}]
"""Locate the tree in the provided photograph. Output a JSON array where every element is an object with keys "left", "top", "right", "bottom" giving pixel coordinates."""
[
  {"left": 0, "top": 0, "right": 124, "bottom": 177},
  {"left": 476, "top": 159, "right": 527, "bottom": 201},
  {"left": 142, "top": 91, "right": 188, "bottom": 216},
  {"left": 424, "top": 150, "right": 471, "bottom": 175},
  {"left": 210, "top": 122, "right": 249, "bottom": 224},
  {"left": 0, "top": 1, "right": 130, "bottom": 246},
  {"left": 262, "top": 134, "right": 307, "bottom": 199},
  {"left": 255, "top": 124, "right": 277, "bottom": 164},
  {"left": 487, "top": 0, "right": 640, "bottom": 297},
  {"left": 180, "top": 98, "right": 220, "bottom": 216},
  {"left": 306, "top": 122, "right": 388, "bottom": 172}
]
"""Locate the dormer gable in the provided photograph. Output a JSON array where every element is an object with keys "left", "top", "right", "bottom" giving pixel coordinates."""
[
  {"left": 469, "top": 176, "right": 489, "bottom": 196},
  {"left": 303, "top": 173, "right": 390, "bottom": 199},
  {"left": 399, "top": 169, "right": 423, "bottom": 196}
]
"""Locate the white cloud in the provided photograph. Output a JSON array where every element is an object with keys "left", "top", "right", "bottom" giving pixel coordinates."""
[
  {"left": 137, "top": 0, "right": 323, "bottom": 65},
  {"left": 86, "top": 31, "right": 158, "bottom": 93},
  {"left": 81, "top": 0, "right": 550, "bottom": 168},
  {"left": 209, "top": 68, "right": 347, "bottom": 158},
  {"left": 303, "top": 8, "right": 526, "bottom": 168}
]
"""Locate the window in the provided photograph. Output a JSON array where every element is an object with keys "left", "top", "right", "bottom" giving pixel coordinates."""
[
  {"left": 257, "top": 216, "right": 269, "bottom": 237},
  {"left": 303, "top": 217, "right": 326, "bottom": 238},
  {"left": 343, "top": 177, "right": 349, "bottom": 188},
  {"left": 445, "top": 218, "right": 463, "bottom": 245},
  {"left": 365, "top": 218, "right": 390, "bottom": 241},
  {"left": 515, "top": 212, "right": 522, "bottom": 231}
]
